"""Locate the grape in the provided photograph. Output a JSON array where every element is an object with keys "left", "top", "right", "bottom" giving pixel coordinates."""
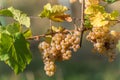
[
  {"left": 38, "top": 29, "right": 81, "bottom": 76},
  {"left": 44, "top": 61, "right": 56, "bottom": 77},
  {"left": 86, "top": 26, "right": 120, "bottom": 61}
]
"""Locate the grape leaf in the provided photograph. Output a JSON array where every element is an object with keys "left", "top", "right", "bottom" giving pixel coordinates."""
[
  {"left": 84, "top": 19, "right": 92, "bottom": 28},
  {"left": 6, "top": 22, "right": 20, "bottom": 35},
  {"left": 50, "top": 14, "right": 70, "bottom": 22},
  {"left": 40, "top": 3, "right": 52, "bottom": 18},
  {"left": 109, "top": 11, "right": 119, "bottom": 20},
  {"left": 0, "top": 32, "right": 32, "bottom": 74},
  {"left": 85, "top": 5, "right": 105, "bottom": 15},
  {"left": 0, "top": 26, "right": 6, "bottom": 32},
  {"left": 90, "top": 12, "right": 109, "bottom": 27},
  {"left": 103, "top": 0, "right": 116, "bottom": 3},
  {"left": 8, "top": 7, "right": 30, "bottom": 28},
  {"left": 45, "top": 36, "right": 52, "bottom": 44},
  {"left": 0, "top": 26, "right": 10, "bottom": 35},
  {"left": 52, "top": 5, "right": 68, "bottom": 13},
  {"left": 39, "top": 3, "right": 70, "bottom": 22},
  {"left": 0, "top": 9, "right": 13, "bottom": 17},
  {"left": 0, "top": 33, "right": 13, "bottom": 61},
  {"left": 0, "top": 7, "right": 30, "bottom": 28},
  {"left": 88, "top": 0, "right": 99, "bottom": 5},
  {"left": 23, "top": 28, "right": 32, "bottom": 38},
  {"left": 85, "top": 4, "right": 119, "bottom": 27},
  {"left": 103, "top": 11, "right": 119, "bottom": 20},
  {"left": 51, "top": 26, "right": 64, "bottom": 32},
  {"left": 84, "top": 15, "right": 92, "bottom": 28}
]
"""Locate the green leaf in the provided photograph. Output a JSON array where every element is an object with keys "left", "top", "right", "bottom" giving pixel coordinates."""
[
  {"left": 0, "top": 26, "right": 10, "bottom": 35},
  {"left": 0, "top": 26, "right": 6, "bottom": 32},
  {"left": 8, "top": 7, "right": 30, "bottom": 28},
  {"left": 84, "top": 15, "right": 92, "bottom": 28},
  {"left": 104, "top": 0, "right": 116, "bottom": 3},
  {"left": 0, "top": 9, "right": 13, "bottom": 17},
  {"left": 0, "top": 33, "right": 12, "bottom": 61},
  {"left": 0, "top": 32, "right": 32, "bottom": 74},
  {"left": 84, "top": 20, "right": 92, "bottom": 28},
  {"left": 39, "top": 3, "right": 52, "bottom": 18},
  {"left": 109, "top": 11, "right": 119, "bottom": 20},
  {"left": 6, "top": 22, "right": 21, "bottom": 34},
  {"left": 23, "top": 28, "right": 32, "bottom": 38},
  {"left": 44, "top": 3, "right": 52, "bottom": 11}
]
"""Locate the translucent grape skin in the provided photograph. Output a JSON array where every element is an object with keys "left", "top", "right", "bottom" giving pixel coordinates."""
[
  {"left": 38, "top": 30, "right": 81, "bottom": 76},
  {"left": 86, "top": 27, "right": 120, "bottom": 62}
]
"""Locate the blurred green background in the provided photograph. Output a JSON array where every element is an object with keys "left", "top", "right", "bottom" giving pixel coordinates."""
[{"left": 0, "top": 0, "right": 120, "bottom": 80}]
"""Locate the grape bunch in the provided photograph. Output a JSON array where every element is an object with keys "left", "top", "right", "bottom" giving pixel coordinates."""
[
  {"left": 86, "top": 26, "right": 120, "bottom": 62},
  {"left": 38, "top": 30, "right": 81, "bottom": 76}
]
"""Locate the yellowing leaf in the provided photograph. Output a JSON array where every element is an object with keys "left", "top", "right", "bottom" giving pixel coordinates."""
[
  {"left": 85, "top": 5, "right": 105, "bottom": 15},
  {"left": 51, "top": 26, "right": 64, "bottom": 32},
  {"left": 39, "top": 3, "right": 70, "bottom": 22},
  {"left": 52, "top": 5, "right": 68, "bottom": 13},
  {"left": 50, "top": 14, "right": 70, "bottom": 22},
  {"left": 44, "top": 3, "right": 52, "bottom": 11},
  {"left": 90, "top": 12, "right": 109, "bottom": 27},
  {"left": 88, "top": 0, "right": 99, "bottom": 5}
]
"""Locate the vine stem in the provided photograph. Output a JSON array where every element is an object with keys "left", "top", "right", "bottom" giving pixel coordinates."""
[
  {"left": 26, "top": 29, "right": 72, "bottom": 40},
  {"left": 79, "top": 0, "right": 85, "bottom": 47}
]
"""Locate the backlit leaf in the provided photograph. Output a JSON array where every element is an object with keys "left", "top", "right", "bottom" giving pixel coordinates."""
[
  {"left": 109, "top": 11, "right": 119, "bottom": 20},
  {"left": 0, "top": 32, "right": 32, "bottom": 74},
  {"left": 90, "top": 12, "right": 109, "bottom": 27},
  {"left": 8, "top": 7, "right": 30, "bottom": 28},
  {"left": 6, "top": 22, "right": 20, "bottom": 35},
  {"left": 85, "top": 5, "right": 105, "bottom": 15},
  {"left": 51, "top": 26, "right": 64, "bottom": 32},
  {"left": 39, "top": 3, "right": 70, "bottom": 22},
  {"left": 23, "top": 28, "right": 32, "bottom": 38},
  {"left": 88, "top": 0, "right": 100, "bottom": 5},
  {"left": 0, "top": 7, "right": 30, "bottom": 28}
]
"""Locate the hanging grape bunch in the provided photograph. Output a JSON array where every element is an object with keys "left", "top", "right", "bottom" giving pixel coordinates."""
[
  {"left": 86, "top": 27, "right": 120, "bottom": 62},
  {"left": 0, "top": 0, "right": 120, "bottom": 77},
  {"left": 84, "top": 0, "right": 120, "bottom": 62},
  {"left": 38, "top": 26, "right": 81, "bottom": 76}
]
